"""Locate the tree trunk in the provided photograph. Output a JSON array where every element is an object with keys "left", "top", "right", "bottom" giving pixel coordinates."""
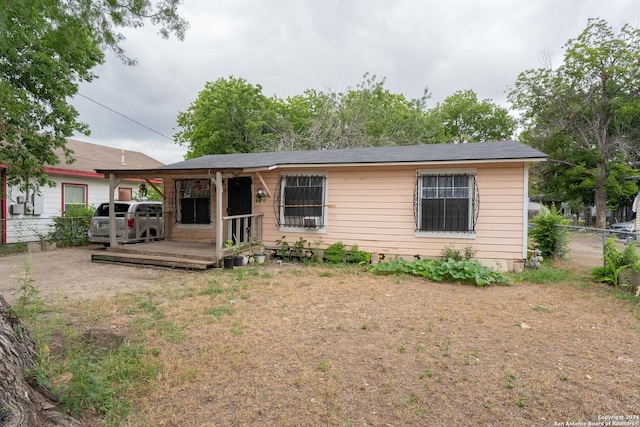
[
  {"left": 0, "top": 295, "right": 82, "bottom": 427},
  {"left": 594, "top": 162, "right": 608, "bottom": 230}
]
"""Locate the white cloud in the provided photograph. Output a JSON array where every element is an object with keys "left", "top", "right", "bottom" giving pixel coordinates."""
[{"left": 71, "top": 0, "right": 640, "bottom": 164}]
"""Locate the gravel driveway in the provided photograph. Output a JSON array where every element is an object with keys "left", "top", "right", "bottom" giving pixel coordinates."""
[{"left": 0, "top": 244, "right": 197, "bottom": 304}]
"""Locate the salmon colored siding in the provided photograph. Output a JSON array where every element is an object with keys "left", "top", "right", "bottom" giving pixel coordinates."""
[
  {"left": 254, "top": 162, "right": 526, "bottom": 270},
  {"left": 163, "top": 161, "right": 528, "bottom": 270}
]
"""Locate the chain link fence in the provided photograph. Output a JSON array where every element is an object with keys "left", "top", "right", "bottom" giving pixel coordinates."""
[
  {"left": 556, "top": 224, "right": 634, "bottom": 268},
  {"left": 1, "top": 217, "right": 89, "bottom": 245}
]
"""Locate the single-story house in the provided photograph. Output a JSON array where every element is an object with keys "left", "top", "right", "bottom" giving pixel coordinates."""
[
  {"left": 1, "top": 139, "right": 163, "bottom": 244},
  {"left": 95, "top": 141, "right": 546, "bottom": 271}
]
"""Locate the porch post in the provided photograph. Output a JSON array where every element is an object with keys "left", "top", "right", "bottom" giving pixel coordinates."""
[
  {"left": 216, "top": 171, "right": 223, "bottom": 262},
  {"left": 109, "top": 173, "right": 117, "bottom": 247}
]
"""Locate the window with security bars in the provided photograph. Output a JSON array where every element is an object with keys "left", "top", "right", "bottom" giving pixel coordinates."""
[
  {"left": 416, "top": 173, "right": 478, "bottom": 232},
  {"left": 276, "top": 175, "right": 326, "bottom": 229},
  {"left": 175, "top": 179, "right": 211, "bottom": 224}
]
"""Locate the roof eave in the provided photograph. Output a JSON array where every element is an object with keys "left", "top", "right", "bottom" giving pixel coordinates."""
[{"left": 96, "top": 157, "right": 547, "bottom": 176}]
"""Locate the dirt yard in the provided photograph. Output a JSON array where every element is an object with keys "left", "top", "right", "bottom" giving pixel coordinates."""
[
  {"left": 0, "top": 244, "right": 198, "bottom": 304},
  {"left": 0, "top": 233, "right": 606, "bottom": 303},
  {"left": 1, "top": 233, "right": 638, "bottom": 426}
]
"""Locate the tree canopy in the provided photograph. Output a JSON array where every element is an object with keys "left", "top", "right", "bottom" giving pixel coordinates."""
[
  {"left": 430, "top": 90, "right": 515, "bottom": 143},
  {"left": 175, "top": 73, "right": 514, "bottom": 156},
  {"left": 0, "top": 0, "right": 187, "bottom": 191},
  {"left": 509, "top": 18, "right": 640, "bottom": 228},
  {"left": 175, "top": 76, "right": 278, "bottom": 158}
]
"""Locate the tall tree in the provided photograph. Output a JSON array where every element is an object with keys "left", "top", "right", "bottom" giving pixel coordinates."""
[
  {"left": 508, "top": 18, "right": 640, "bottom": 229},
  {"left": 175, "top": 73, "right": 440, "bottom": 155},
  {"left": 1, "top": 2, "right": 187, "bottom": 426},
  {"left": 430, "top": 89, "right": 516, "bottom": 143},
  {"left": 0, "top": 0, "right": 188, "bottom": 191},
  {"left": 174, "top": 76, "right": 280, "bottom": 158},
  {"left": 306, "top": 73, "right": 442, "bottom": 149}
]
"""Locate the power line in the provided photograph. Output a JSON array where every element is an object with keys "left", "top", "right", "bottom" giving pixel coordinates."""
[{"left": 77, "top": 92, "right": 176, "bottom": 142}]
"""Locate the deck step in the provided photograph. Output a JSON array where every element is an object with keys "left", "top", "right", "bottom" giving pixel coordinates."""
[{"left": 91, "top": 252, "right": 218, "bottom": 270}]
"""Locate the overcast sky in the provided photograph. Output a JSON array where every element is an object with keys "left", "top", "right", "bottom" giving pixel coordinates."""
[{"left": 70, "top": 0, "right": 639, "bottom": 165}]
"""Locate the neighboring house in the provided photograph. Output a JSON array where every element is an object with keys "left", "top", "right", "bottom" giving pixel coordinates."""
[
  {"left": 95, "top": 141, "right": 546, "bottom": 271},
  {"left": 1, "top": 139, "right": 163, "bottom": 244}
]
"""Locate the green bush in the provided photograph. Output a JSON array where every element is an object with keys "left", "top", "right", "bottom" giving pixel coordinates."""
[
  {"left": 47, "top": 205, "right": 95, "bottom": 246},
  {"left": 347, "top": 244, "right": 370, "bottom": 264},
  {"left": 370, "top": 257, "right": 511, "bottom": 286},
  {"left": 0, "top": 242, "right": 28, "bottom": 256},
  {"left": 324, "top": 241, "right": 346, "bottom": 263},
  {"left": 529, "top": 205, "right": 569, "bottom": 258},
  {"left": 440, "top": 245, "right": 476, "bottom": 261}
]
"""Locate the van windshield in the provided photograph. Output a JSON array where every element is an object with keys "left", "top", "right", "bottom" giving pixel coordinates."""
[{"left": 94, "top": 203, "right": 130, "bottom": 217}]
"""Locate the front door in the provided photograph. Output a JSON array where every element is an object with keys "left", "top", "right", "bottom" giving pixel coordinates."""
[{"left": 227, "top": 176, "right": 252, "bottom": 242}]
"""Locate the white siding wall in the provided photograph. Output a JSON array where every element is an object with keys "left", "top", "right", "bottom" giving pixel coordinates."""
[{"left": 3, "top": 175, "right": 142, "bottom": 243}]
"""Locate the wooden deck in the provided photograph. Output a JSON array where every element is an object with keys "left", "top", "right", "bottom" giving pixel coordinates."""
[{"left": 91, "top": 240, "right": 221, "bottom": 270}]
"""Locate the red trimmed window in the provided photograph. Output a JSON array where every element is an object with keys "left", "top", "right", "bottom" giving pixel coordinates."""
[{"left": 62, "top": 183, "right": 88, "bottom": 215}]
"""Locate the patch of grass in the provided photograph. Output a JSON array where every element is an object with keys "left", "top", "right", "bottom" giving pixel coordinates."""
[
  {"left": 205, "top": 305, "right": 237, "bottom": 318},
  {"left": 50, "top": 341, "right": 161, "bottom": 421},
  {"left": 609, "top": 289, "right": 640, "bottom": 304},
  {"left": 173, "top": 366, "right": 200, "bottom": 385},
  {"left": 200, "top": 284, "right": 225, "bottom": 296},
  {"left": 419, "top": 366, "right": 434, "bottom": 380},
  {"left": 317, "top": 359, "right": 331, "bottom": 373},
  {"left": 517, "top": 395, "right": 527, "bottom": 408},
  {"left": 229, "top": 321, "right": 246, "bottom": 335},
  {"left": 506, "top": 371, "right": 516, "bottom": 389},
  {"left": 0, "top": 241, "right": 28, "bottom": 256},
  {"left": 138, "top": 297, "right": 165, "bottom": 319},
  {"left": 531, "top": 304, "right": 554, "bottom": 313},
  {"left": 155, "top": 320, "right": 187, "bottom": 343},
  {"left": 512, "top": 265, "right": 573, "bottom": 284}
]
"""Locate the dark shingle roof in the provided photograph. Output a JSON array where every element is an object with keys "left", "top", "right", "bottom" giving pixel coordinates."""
[{"left": 158, "top": 141, "right": 546, "bottom": 171}]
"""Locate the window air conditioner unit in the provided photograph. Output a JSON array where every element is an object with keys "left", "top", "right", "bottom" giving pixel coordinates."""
[{"left": 303, "top": 216, "right": 321, "bottom": 229}]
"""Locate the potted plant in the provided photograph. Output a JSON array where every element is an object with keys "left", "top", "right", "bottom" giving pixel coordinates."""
[
  {"left": 256, "top": 188, "right": 267, "bottom": 204},
  {"left": 231, "top": 236, "right": 244, "bottom": 266},
  {"left": 223, "top": 239, "right": 235, "bottom": 269},
  {"left": 251, "top": 236, "right": 266, "bottom": 264},
  {"left": 240, "top": 241, "right": 251, "bottom": 266}
]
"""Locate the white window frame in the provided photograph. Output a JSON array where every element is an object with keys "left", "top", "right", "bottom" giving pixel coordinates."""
[
  {"left": 415, "top": 168, "right": 477, "bottom": 239},
  {"left": 279, "top": 171, "right": 328, "bottom": 234},
  {"left": 61, "top": 183, "right": 87, "bottom": 215}
]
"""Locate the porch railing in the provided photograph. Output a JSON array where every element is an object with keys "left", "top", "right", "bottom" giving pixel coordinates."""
[
  {"left": 128, "top": 211, "right": 166, "bottom": 243},
  {"left": 222, "top": 213, "right": 263, "bottom": 253}
]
